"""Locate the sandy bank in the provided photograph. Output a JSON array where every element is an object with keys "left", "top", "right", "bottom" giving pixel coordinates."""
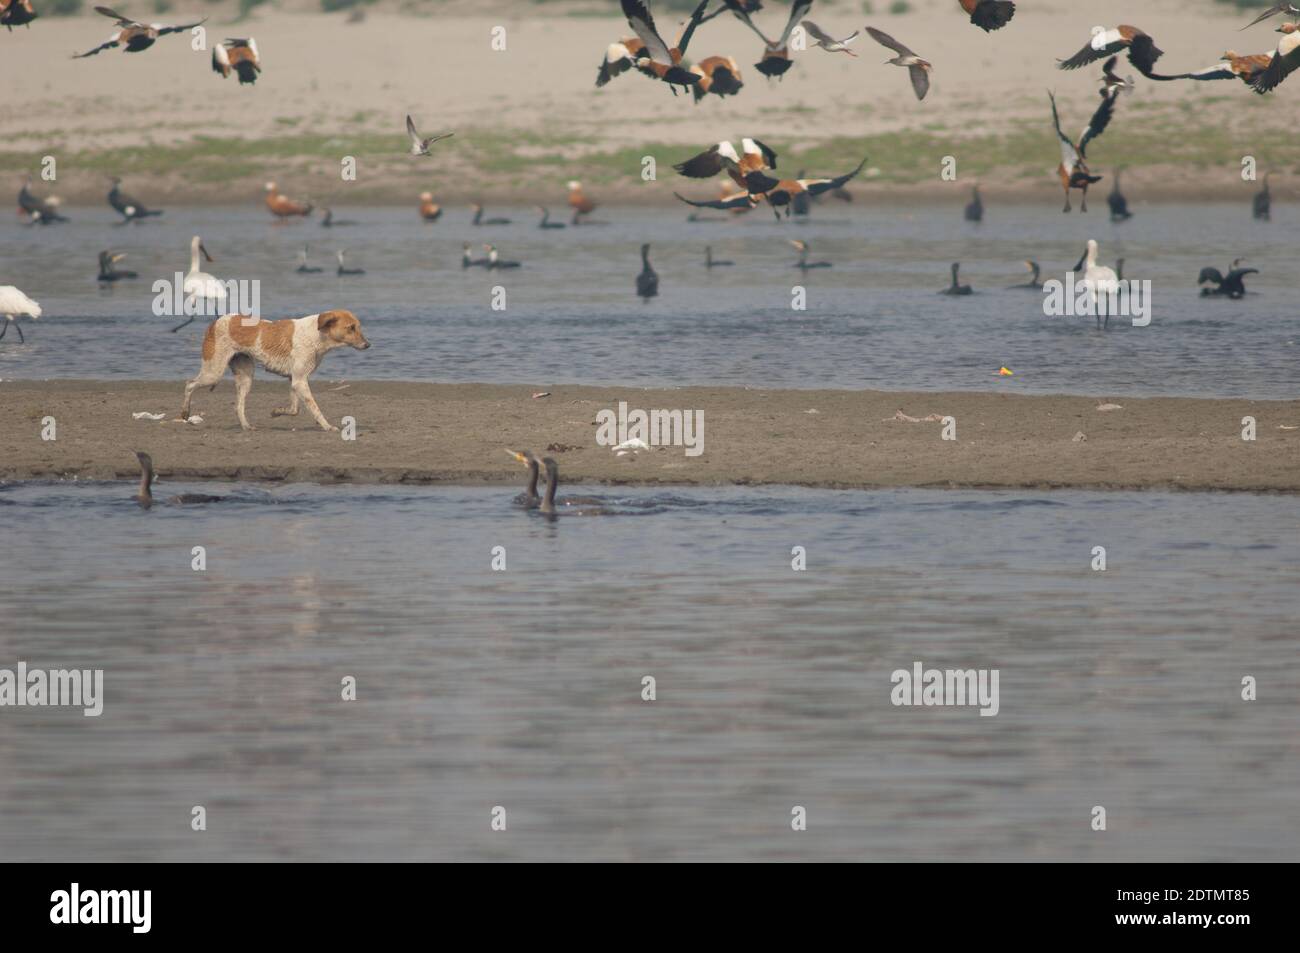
[{"left": 1, "top": 380, "right": 1297, "bottom": 493}]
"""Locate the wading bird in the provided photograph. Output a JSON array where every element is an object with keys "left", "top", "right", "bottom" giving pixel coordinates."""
[
  {"left": 964, "top": 184, "right": 983, "bottom": 222},
  {"left": 212, "top": 38, "right": 261, "bottom": 85},
  {"left": 1254, "top": 173, "right": 1272, "bottom": 220},
  {"left": 1, "top": 0, "right": 37, "bottom": 31},
  {"left": 107, "top": 177, "right": 162, "bottom": 222},
  {"left": 1049, "top": 89, "right": 1119, "bottom": 213},
  {"left": 1009, "top": 260, "right": 1042, "bottom": 289},
  {"left": 134, "top": 452, "right": 225, "bottom": 508},
  {"left": 0, "top": 285, "right": 40, "bottom": 342},
  {"left": 295, "top": 245, "right": 323, "bottom": 274},
  {"left": 173, "top": 236, "right": 225, "bottom": 332},
  {"left": 264, "top": 182, "right": 313, "bottom": 219},
  {"left": 791, "top": 239, "right": 831, "bottom": 269},
  {"left": 705, "top": 246, "right": 734, "bottom": 267},
  {"left": 1058, "top": 26, "right": 1163, "bottom": 78},
  {"left": 74, "top": 6, "right": 205, "bottom": 58},
  {"left": 507, "top": 450, "right": 542, "bottom": 509},
  {"left": 802, "top": 20, "right": 858, "bottom": 55},
  {"left": 729, "top": 0, "right": 811, "bottom": 80},
  {"left": 1251, "top": 22, "right": 1300, "bottom": 92},
  {"left": 690, "top": 55, "right": 745, "bottom": 101},
  {"left": 958, "top": 0, "right": 1014, "bottom": 32},
  {"left": 406, "top": 114, "right": 453, "bottom": 156},
  {"left": 1109, "top": 168, "right": 1133, "bottom": 221},
  {"left": 418, "top": 193, "right": 442, "bottom": 222},
  {"left": 673, "top": 137, "right": 777, "bottom": 187},
  {"left": 637, "top": 244, "right": 658, "bottom": 300},
  {"left": 1100, "top": 56, "right": 1135, "bottom": 94},
  {"left": 97, "top": 250, "right": 137, "bottom": 282},
  {"left": 484, "top": 245, "right": 520, "bottom": 269},
  {"left": 940, "top": 262, "right": 972, "bottom": 295},
  {"left": 1074, "top": 239, "right": 1120, "bottom": 328},
  {"left": 865, "top": 26, "right": 932, "bottom": 101},
  {"left": 1199, "top": 259, "right": 1258, "bottom": 298},
  {"left": 536, "top": 207, "right": 566, "bottom": 229},
  {"left": 18, "top": 176, "right": 66, "bottom": 224},
  {"left": 471, "top": 203, "right": 511, "bottom": 226},
  {"left": 568, "top": 181, "right": 597, "bottom": 223},
  {"left": 622, "top": 0, "right": 713, "bottom": 94},
  {"left": 336, "top": 250, "right": 365, "bottom": 276}
]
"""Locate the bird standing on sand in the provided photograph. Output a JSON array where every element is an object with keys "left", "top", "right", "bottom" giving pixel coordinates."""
[
  {"left": 74, "top": 6, "right": 206, "bottom": 58},
  {"left": 0, "top": 285, "right": 41, "bottom": 342},
  {"left": 406, "top": 115, "right": 453, "bottom": 156},
  {"left": 108, "top": 177, "right": 162, "bottom": 222},
  {"left": 1049, "top": 89, "right": 1119, "bottom": 213},
  {"left": 958, "top": 0, "right": 1014, "bottom": 32},
  {"left": 637, "top": 244, "right": 659, "bottom": 300},
  {"left": 940, "top": 263, "right": 972, "bottom": 296},
  {"left": 866, "top": 27, "right": 932, "bottom": 101},
  {"left": 265, "top": 182, "right": 313, "bottom": 219},
  {"left": 802, "top": 20, "right": 859, "bottom": 55},
  {"left": 212, "top": 38, "right": 261, "bottom": 85}
]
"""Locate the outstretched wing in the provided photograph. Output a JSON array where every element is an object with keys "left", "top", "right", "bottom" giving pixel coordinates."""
[
  {"left": 909, "top": 64, "right": 930, "bottom": 100},
  {"left": 74, "top": 37, "right": 121, "bottom": 58},
  {"left": 1047, "top": 91, "right": 1079, "bottom": 167},
  {"left": 94, "top": 5, "right": 136, "bottom": 26},
  {"left": 866, "top": 25, "right": 916, "bottom": 57},
  {"left": 1251, "top": 34, "right": 1300, "bottom": 93},
  {"left": 801, "top": 19, "right": 835, "bottom": 44},
  {"left": 749, "top": 138, "right": 778, "bottom": 169},
  {"left": 1058, "top": 31, "right": 1128, "bottom": 71},
  {"left": 1078, "top": 88, "right": 1118, "bottom": 157},
  {"left": 621, "top": 0, "right": 674, "bottom": 65},
  {"left": 802, "top": 157, "right": 868, "bottom": 196},
  {"left": 157, "top": 18, "right": 206, "bottom": 36},
  {"left": 776, "top": 0, "right": 813, "bottom": 46},
  {"left": 1126, "top": 33, "right": 1163, "bottom": 77},
  {"left": 675, "top": 0, "right": 713, "bottom": 56},
  {"left": 728, "top": 0, "right": 775, "bottom": 46},
  {"left": 1240, "top": 3, "right": 1297, "bottom": 30},
  {"left": 674, "top": 145, "right": 726, "bottom": 178},
  {"left": 674, "top": 190, "right": 756, "bottom": 210}
]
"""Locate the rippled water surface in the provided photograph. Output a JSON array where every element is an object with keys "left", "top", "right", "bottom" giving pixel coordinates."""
[
  {"left": 1, "top": 481, "right": 1296, "bottom": 861},
  {"left": 2, "top": 203, "right": 1297, "bottom": 398}
]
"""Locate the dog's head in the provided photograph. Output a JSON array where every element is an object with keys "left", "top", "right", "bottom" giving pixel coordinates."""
[{"left": 317, "top": 310, "right": 370, "bottom": 350}]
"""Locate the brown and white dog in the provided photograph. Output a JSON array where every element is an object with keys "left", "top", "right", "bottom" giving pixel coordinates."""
[{"left": 180, "top": 310, "right": 370, "bottom": 431}]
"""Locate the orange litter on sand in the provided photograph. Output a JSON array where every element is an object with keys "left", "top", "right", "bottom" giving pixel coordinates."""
[{"left": 997, "top": 367, "right": 1013, "bottom": 376}]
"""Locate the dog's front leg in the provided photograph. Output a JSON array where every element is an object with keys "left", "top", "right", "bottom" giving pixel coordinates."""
[{"left": 293, "top": 376, "right": 338, "bottom": 431}]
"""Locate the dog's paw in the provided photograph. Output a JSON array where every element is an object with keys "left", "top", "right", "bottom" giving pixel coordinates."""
[
  {"left": 322, "top": 424, "right": 340, "bottom": 432},
  {"left": 270, "top": 407, "right": 296, "bottom": 417}
]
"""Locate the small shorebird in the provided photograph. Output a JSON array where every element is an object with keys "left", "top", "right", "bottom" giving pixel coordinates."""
[
  {"left": 472, "top": 203, "right": 511, "bottom": 226},
  {"left": 790, "top": 240, "right": 831, "bottom": 270},
  {"left": 419, "top": 192, "right": 442, "bottom": 221},
  {"left": 964, "top": 184, "right": 983, "bottom": 222},
  {"left": 729, "top": 0, "right": 812, "bottom": 80},
  {"left": 1250, "top": 22, "right": 1300, "bottom": 92},
  {"left": 336, "top": 250, "right": 365, "bottom": 276},
  {"left": 636, "top": 244, "right": 658, "bottom": 300},
  {"left": 173, "top": 235, "right": 225, "bottom": 332},
  {"left": 212, "top": 38, "right": 261, "bottom": 85},
  {"left": 866, "top": 27, "right": 932, "bottom": 101},
  {"left": 623, "top": 0, "right": 712, "bottom": 94},
  {"left": 107, "top": 176, "right": 162, "bottom": 222},
  {"left": 1253, "top": 173, "right": 1272, "bottom": 220},
  {"left": 1, "top": 0, "right": 37, "bottom": 30},
  {"left": 295, "top": 245, "right": 323, "bottom": 274},
  {"left": 568, "top": 181, "right": 597, "bottom": 223},
  {"left": 1058, "top": 26, "right": 1164, "bottom": 79},
  {"left": 484, "top": 245, "right": 520, "bottom": 269},
  {"left": 97, "top": 250, "right": 137, "bottom": 282},
  {"left": 264, "top": 182, "right": 313, "bottom": 219},
  {"left": 958, "top": 0, "right": 1014, "bottom": 32},
  {"left": 74, "top": 6, "right": 206, "bottom": 58},
  {"left": 406, "top": 114, "right": 453, "bottom": 156},
  {"left": 18, "top": 175, "right": 66, "bottom": 224},
  {"left": 536, "top": 207, "right": 566, "bottom": 229},
  {"left": 802, "top": 20, "right": 859, "bottom": 55},
  {"left": 673, "top": 137, "right": 777, "bottom": 188},
  {"left": 1241, "top": 3, "right": 1300, "bottom": 30},
  {"left": 940, "top": 263, "right": 973, "bottom": 296},
  {"left": 1049, "top": 89, "right": 1119, "bottom": 213},
  {"left": 0, "top": 285, "right": 40, "bottom": 342},
  {"left": 690, "top": 55, "right": 745, "bottom": 101},
  {"left": 1199, "top": 260, "right": 1258, "bottom": 298},
  {"left": 1100, "top": 56, "right": 1135, "bottom": 94},
  {"left": 1109, "top": 169, "right": 1133, "bottom": 222}
]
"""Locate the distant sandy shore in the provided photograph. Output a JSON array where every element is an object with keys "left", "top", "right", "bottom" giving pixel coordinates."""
[{"left": 2, "top": 380, "right": 1297, "bottom": 493}]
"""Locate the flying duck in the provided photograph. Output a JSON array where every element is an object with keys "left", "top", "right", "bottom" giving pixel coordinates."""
[
  {"left": 865, "top": 26, "right": 931, "bottom": 101},
  {"left": 1251, "top": 22, "right": 1300, "bottom": 92},
  {"left": 673, "top": 137, "right": 777, "bottom": 187},
  {"left": 1156, "top": 49, "right": 1274, "bottom": 85},
  {"left": 418, "top": 193, "right": 442, "bottom": 221},
  {"left": 264, "top": 182, "right": 313, "bottom": 219},
  {"left": 1, "top": 0, "right": 37, "bottom": 30},
  {"left": 940, "top": 263, "right": 973, "bottom": 295},
  {"left": 690, "top": 55, "right": 745, "bottom": 101},
  {"left": 596, "top": 37, "right": 648, "bottom": 86},
  {"left": 1241, "top": 3, "right": 1300, "bottom": 30},
  {"left": 406, "top": 114, "right": 453, "bottom": 156},
  {"left": 107, "top": 177, "right": 162, "bottom": 222},
  {"left": 1058, "top": 26, "right": 1163, "bottom": 78},
  {"left": 1049, "top": 89, "right": 1119, "bottom": 213},
  {"left": 802, "top": 20, "right": 859, "bottom": 55},
  {"left": 959, "top": 0, "right": 1014, "bottom": 32},
  {"left": 675, "top": 158, "right": 867, "bottom": 220},
  {"left": 622, "top": 0, "right": 712, "bottom": 94},
  {"left": 729, "top": 0, "right": 811, "bottom": 80},
  {"left": 636, "top": 243, "right": 659, "bottom": 300},
  {"left": 74, "top": 6, "right": 206, "bottom": 58},
  {"left": 1199, "top": 260, "right": 1258, "bottom": 298},
  {"left": 212, "top": 38, "right": 260, "bottom": 84},
  {"left": 97, "top": 250, "right": 137, "bottom": 282}
]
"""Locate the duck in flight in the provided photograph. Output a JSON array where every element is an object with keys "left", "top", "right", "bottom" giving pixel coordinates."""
[
  {"left": 690, "top": 56, "right": 745, "bottom": 101},
  {"left": 637, "top": 244, "right": 659, "bottom": 300},
  {"left": 134, "top": 452, "right": 225, "bottom": 508},
  {"left": 212, "top": 38, "right": 261, "bottom": 85},
  {"left": 673, "top": 137, "right": 777, "bottom": 188},
  {"left": 1100, "top": 56, "right": 1135, "bottom": 95},
  {"left": 790, "top": 240, "right": 831, "bottom": 269},
  {"left": 676, "top": 157, "right": 868, "bottom": 221},
  {"left": 1057, "top": 26, "right": 1164, "bottom": 79},
  {"left": 1, "top": 0, "right": 38, "bottom": 30},
  {"left": 74, "top": 6, "right": 205, "bottom": 58},
  {"left": 1250, "top": 22, "right": 1300, "bottom": 92},
  {"left": 866, "top": 26, "right": 932, "bottom": 101},
  {"left": 728, "top": 0, "right": 812, "bottom": 80},
  {"left": 406, "top": 114, "right": 453, "bottom": 156},
  {"left": 940, "top": 262, "right": 973, "bottom": 295},
  {"left": 1049, "top": 89, "right": 1119, "bottom": 212},
  {"left": 958, "top": 0, "right": 1014, "bottom": 32},
  {"left": 622, "top": 0, "right": 713, "bottom": 94},
  {"left": 1199, "top": 260, "right": 1258, "bottom": 298},
  {"left": 97, "top": 251, "right": 137, "bottom": 282}
]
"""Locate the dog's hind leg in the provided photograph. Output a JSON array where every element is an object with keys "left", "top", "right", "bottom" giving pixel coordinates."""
[
  {"left": 180, "top": 355, "right": 232, "bottom": 421},
  {"left": 230, "top": 354, "right": 256, "bottom": 431},
  {"left": 271, "top": 385, "right": 300, "bottom": 419}
]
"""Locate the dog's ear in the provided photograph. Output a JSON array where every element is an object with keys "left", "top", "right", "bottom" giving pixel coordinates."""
[{"left": 317, "top": 311, "right": 342, "bottom": 333}]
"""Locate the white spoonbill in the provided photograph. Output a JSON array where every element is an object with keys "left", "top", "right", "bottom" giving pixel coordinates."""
[
  {"left": 0, "top": 285, "right": 41, "bottom": 343},
  {"left": 173, "top": 236, "right": 227, "bottom": 333},
  {"left": 1076, "top": 239, "right": 1121, "bottom": 329}
]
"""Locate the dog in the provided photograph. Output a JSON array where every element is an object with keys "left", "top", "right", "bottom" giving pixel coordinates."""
[{"left": 179, "top": 310, "right": 370, "bottom": 431}]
